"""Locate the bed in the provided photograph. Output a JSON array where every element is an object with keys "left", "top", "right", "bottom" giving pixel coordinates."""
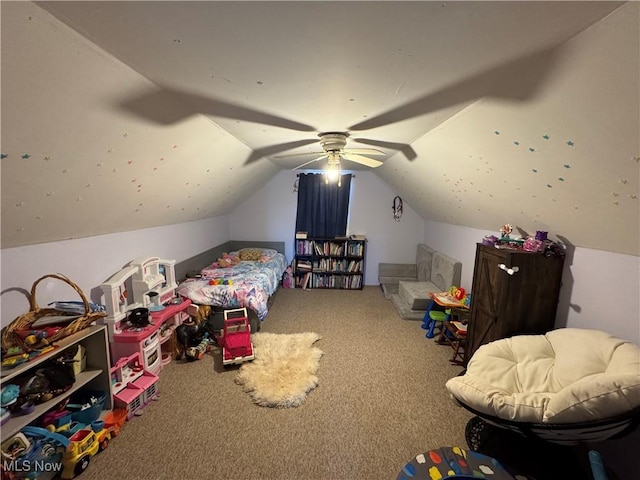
[{"left": 176, "top": 242, "right": 288, "bottom": 323}]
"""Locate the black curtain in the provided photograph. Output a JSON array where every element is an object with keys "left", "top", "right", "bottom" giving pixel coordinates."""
[{"left": 295, "top": 173, "right": 352, "bottom": 238}]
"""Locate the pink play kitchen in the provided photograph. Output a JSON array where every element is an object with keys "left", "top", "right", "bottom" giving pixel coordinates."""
[{"left": 99, "top": 257, "right": 191, "bottom": 375}]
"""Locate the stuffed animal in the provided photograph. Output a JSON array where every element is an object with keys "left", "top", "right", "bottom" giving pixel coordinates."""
[{"left": 213, "top": 252, "right": 241, "bottom": 268}]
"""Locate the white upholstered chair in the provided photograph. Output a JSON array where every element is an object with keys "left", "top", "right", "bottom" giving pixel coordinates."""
[{"left": 446, "top": 328, "right": 640, "bottom": 447}]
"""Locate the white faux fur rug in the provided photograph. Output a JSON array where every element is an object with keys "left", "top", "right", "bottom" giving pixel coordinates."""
[{"left": 235, "top": 332, "right": 323, "bottom": 408}]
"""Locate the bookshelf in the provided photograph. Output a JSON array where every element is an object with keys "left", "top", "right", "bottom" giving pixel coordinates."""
[{"left": 294, "top": 236, "right": 366, "bottom": 290}]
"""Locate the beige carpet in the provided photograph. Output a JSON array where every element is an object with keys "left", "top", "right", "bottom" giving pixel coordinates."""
[
  {"left": 235, "top": 331, "right": 323, "bottom": 408},
  {"left": 78, "top": 286, "right": 473, "bottom": 480}
]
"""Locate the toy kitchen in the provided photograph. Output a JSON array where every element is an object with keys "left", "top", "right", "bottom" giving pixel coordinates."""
[{"left": 100, "top": 257, "right": 191, "bottom": 374}]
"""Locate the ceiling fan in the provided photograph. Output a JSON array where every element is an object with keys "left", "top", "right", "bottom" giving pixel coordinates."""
[
  {"left": 119, "top": 46, "right": 557, "bottom": 168},
  {"left": 274, "top": 132, "right": 385, "bottom": 171}
]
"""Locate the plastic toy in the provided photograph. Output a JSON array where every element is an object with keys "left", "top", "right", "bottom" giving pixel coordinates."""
[
  {"left": 103, "top": 408, "right": 128, "bottom": 437},
  {"left": 110, "top": 353, "right": 159, "bottom": 419},
  {"left": 1, "top": 353, "right": 29, "bottom": 369},
  {"left": 186, "top": 333, "right": 212, "bottom": 361},
  {"left": 3, "top": 426, "right": 70, "bottom": 479},
  {"left": 1, "top": 384, "right": 20, "bottom": 408},
  {"left": 1, "top": 384, "right": 21, "bottom": 425},
  {"left": 60, "top": 422, "right": 111, "bottom": 479},
  {"left": 218, "top": 308, "right": 255, "bottom": 367},
  {"left": 175, "top": 305, "right": 215, "bottom": 361}
]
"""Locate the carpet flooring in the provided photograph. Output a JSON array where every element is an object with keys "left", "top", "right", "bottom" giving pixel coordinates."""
[{"left": 72, "top": 286, "right": 622, "bottom": 480}]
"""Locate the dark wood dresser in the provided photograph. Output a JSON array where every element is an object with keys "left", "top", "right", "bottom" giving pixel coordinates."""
[{"left": 464, "top": 243, "right": 565, "bottom": 365}]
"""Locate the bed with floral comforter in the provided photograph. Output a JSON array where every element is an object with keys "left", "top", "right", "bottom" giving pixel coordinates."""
[{"left": 176, "top": 248, "right": 288, "bottom": 321}]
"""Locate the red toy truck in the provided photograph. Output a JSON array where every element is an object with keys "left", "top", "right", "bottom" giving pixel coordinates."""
[{"left": 219, "top": 308, "right": 255, "bottom": 367}]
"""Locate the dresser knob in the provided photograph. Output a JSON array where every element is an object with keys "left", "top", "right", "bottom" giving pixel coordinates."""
[{"left": 498, "top": 263, "right": 520, "bottom": 275}]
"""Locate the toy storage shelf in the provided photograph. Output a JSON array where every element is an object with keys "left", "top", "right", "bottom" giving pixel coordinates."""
[
  {"left": 294, "top": 236, "right": 366, "bottom": 290},
  {"left": 1, "top": 325, "right": 112, "bottom": 442}
]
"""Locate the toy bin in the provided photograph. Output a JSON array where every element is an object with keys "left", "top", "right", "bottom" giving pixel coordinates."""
[{"left": 67, "top": 391, "right": 108, "bottom": 425}]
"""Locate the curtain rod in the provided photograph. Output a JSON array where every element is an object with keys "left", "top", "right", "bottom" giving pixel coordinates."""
[{"left": 296, "top": 173, "right": 355, "bottom": 177}]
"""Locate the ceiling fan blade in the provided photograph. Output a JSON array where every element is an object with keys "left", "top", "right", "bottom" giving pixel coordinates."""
[
  {"left": 349, "top": 46, "right": 559, "bottom": 131},
  {"left": 343, "top": 148, "right": 385, "bottom": 156},
  {"left": 293, "top": 155, "right": 328, "bottom": 170},
  {"left": 342, "top": 153, "right": 383, "bottom": 168},
  {"left": 245, "top": 139, "right": 319, "bottom": 165},
  {"left": 120, "top": 87, "right": 316, "bottom": 132},
  {"left": 274, "top": 150, "right": 324, "bottom": 159},
  {"left": 353, "top": 138, "right": 418, "bottom": 161}
]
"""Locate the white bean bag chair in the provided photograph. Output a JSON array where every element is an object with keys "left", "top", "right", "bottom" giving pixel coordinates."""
[{"left": 446, "top": 328, "right": 640, "bottom": 425}]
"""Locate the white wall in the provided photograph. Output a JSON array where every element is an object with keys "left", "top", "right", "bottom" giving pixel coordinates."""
[
  {"left": 230, "top": 171, "right": 639, "bottom": 344},
  {"left": 228, "top": 169, "right": 426, "bottom": 285},
  {"left": 425, "top": 220, "right": 640, "bottom": 344},
  {"left": 348, "top": 171, "right": 425, "bottom": 285},
  {"left": 2, "top": 172, "right": 638, "bottom": 345},
  {"left": 0, "top": 216, "right": 229, "bottom": 327}
]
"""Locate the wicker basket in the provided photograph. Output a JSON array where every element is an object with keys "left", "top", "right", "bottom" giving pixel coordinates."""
[{"left": 1, "top": 273, "right": 106, "bottom": 351}]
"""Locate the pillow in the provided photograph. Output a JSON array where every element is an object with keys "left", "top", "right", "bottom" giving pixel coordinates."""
[
  {"left": 237, "top": 248, "right": 278, "bottom": 261},
  {"left": 238, "top": 248, "right": 263, "bottom": 261}
]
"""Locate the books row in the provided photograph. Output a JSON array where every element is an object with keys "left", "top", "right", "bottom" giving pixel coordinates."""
[
  {"left": 295, "top": 239, "right": 365, "bottom": 257},
  {"left": 296, "top": 258, "right": 362, "bottom": 273},
  {"left": 296, "top": 272, "right": 363, "bottom": 289}
]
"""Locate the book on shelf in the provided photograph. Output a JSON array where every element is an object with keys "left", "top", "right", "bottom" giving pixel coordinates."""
[
  {"left": 349, "top": 234, "right": 367, "bottom": 241},
  {"left": 296, "top": 260, "right": 312, "bottom": 271},
  {"left": 295, "top": 231, "right": 308, "bottom": 239}
]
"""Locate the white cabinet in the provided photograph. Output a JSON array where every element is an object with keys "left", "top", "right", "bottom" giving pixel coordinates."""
[{"left": 0, "top": 325, "right": 112, "bottom": 442}]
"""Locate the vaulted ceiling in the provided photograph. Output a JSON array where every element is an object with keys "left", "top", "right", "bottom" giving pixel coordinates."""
[{"left": 2, "top": 1, "right": 638, "bottom": 255}]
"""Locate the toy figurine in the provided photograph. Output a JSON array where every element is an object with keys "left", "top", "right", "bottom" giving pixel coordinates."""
[
  {"left": 186, "top": 333, "right": 212, "bottom": 361},
  {"left": 499, "top": 223, "right": 513, "bottom": 238}
]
